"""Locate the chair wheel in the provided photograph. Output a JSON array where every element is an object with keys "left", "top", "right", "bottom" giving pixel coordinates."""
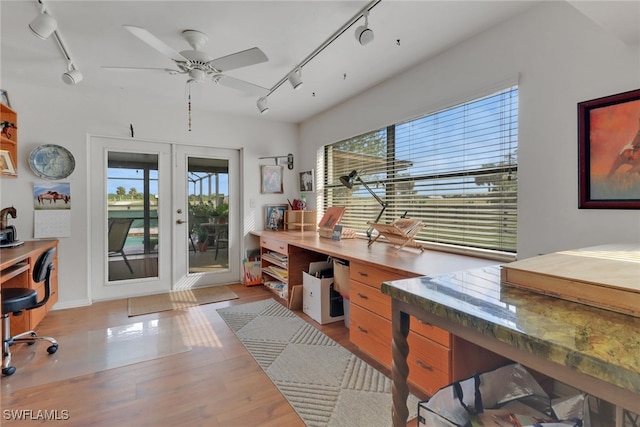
[
  {"left": 27, "top": 341, "right": 36, "bottom": 346},
  {"left": 47, "top": 344, "right": 58, "bottom": 354},
  {"left": 2, "top": 366, "right": 16, "bottom": 376}
]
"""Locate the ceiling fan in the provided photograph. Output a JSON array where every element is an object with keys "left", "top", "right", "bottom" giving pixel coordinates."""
[{"left": 103, "top": 25, "right": 270, "bottom": 97}]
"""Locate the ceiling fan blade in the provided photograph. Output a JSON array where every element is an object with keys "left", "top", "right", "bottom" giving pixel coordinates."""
[
  {"left": 123, "top": 25, "right": 187, "bottom": 62},
  {"left": 101, "top": 66, "right": 181, "bottom": 74},
  {"left": 214, "top": 75, "right": 269, "bottom": 97},
  {"left": 209, "top": 47, "right": 268, "bottom": 72}
]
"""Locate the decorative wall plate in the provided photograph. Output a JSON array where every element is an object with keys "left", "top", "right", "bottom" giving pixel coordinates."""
[{"left": 29, "top": 144, "right": 75, "bottom": 180}]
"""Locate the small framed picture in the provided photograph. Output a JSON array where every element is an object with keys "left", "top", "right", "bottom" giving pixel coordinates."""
[
  {"left": 0, "top": 90, "right": 11, "bottom": 108},
  {"left": 265, "top": 204, "right": 288, "bottom": 230},
  {"left": 299, "top": 170, "right": 315, "bottom": 192},
  {"left": 261, "top": 165, "right": 284, "bottom": 194},
  {"left": 0, "top": 150, "right": 16, "bottom": 175}
]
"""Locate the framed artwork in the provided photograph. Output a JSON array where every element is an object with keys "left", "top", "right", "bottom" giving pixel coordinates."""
[
  {"left": 578, "top": 88, "right": 640, "bottom": 209},
  {"left": 0, "top": 150, "right": 16, "bottom": 175},
  {"left": 299, "top": 170, "right": 314, "bottom": 192},
  {"left": 0, "top": 89, "right": 10, "bottom": 108},
  {"left": 261, "top": 165, "right": 284, "bottom": 194},
  {"left": 265, "top": 204, "right": 287, "bottom": 230}
]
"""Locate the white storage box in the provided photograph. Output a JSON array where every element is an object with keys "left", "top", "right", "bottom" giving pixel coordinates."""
[{"left": 302, "top": 261, "right": 344, "bottom": 324}]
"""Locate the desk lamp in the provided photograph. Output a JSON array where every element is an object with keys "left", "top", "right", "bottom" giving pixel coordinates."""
[{"left": 339, "top": 170, "right": 387, "bottom": 241}]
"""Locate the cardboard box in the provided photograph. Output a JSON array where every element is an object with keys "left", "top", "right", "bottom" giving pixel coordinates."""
[{"left": 302, "top": 261, "right": 344, "bottom": 324}]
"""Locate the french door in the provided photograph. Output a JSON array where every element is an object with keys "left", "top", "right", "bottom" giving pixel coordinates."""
[{"left": 89, "top": 136, "right": 240, "bottom": 301}]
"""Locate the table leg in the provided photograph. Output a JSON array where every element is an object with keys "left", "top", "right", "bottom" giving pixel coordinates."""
[{"left": 391, "top": 300, "right": 410, "bottom": 427}]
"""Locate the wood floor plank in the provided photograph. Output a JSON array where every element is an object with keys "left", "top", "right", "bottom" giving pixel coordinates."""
[{"left": 1, "top": 284, "right": 419, "bottom": 426}]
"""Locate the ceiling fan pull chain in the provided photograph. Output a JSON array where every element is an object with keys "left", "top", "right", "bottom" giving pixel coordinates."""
[{"left": 188, "top": 83, "right": 192, "bottom": 132}]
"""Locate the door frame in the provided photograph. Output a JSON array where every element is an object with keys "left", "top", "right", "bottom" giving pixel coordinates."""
[
  {"left": 88, "top": 135, "right": 244, "bottom": 302},
  {"left": 88, "top": 135, "right": 173, "bottom": 301},
  {"left": 172, "top": 144, "right": 241, "bottom": 288}
]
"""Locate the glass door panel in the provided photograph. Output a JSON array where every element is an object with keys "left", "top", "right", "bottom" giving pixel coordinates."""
[
  {"left": 107, "top": 152, "right": 159, "bottom": 281},
  {"left": 187, "top": 157, "right": 229, "bottom": 273}
]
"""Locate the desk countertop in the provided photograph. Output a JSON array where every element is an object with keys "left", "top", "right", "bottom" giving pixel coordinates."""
[
  {"left": 381, "top": 265, "right": 640, "bottom": 398},
  {"left": 254, "top": 230, "right": 500, "bottom": 277}
]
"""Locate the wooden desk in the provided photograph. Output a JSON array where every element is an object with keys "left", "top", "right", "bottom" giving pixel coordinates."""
[
  {"left": 1, "top": 240, "right": 58, "bottom": 335},
  {"left": 254, "top": 231, "right": 505, "bottom": 396},
  {"left": 381, "top": 266, "right": 640, "bottom": 426}
]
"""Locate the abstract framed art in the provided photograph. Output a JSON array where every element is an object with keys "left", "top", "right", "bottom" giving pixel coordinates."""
[
  {"left": 261, "top": 165, "right": 284, "bottom": 194},
  {"left": 578, "top": 88, "right": 640, "bottom": 209}
]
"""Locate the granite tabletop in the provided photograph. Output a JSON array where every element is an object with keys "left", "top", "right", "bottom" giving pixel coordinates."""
[{"left": 381, "top": 265, "right": 640, "bottom": 399}]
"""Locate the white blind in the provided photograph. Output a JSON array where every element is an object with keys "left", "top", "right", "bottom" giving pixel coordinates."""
[{"left": 324, "top": 86, "right": 518, "bottom": 253}]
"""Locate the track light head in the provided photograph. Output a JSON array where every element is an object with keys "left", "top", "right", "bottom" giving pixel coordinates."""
[
  {"left": 355, "top": 26, "right": 374, "bottom": 46},
  {"left": 29, "top": 11, "right": 57, "bottom": 40},
  {"left": 355, "top": 10, "right": 374, "bottom": 46},
  {"left": 257, "top": 97, "right": 269, "bottom": 114},
  {"left": 62, "top": 68, "right": 83, "bottom": 85},
  {"left": 288, "top": 69, "right": 303, "bottom": 90}
]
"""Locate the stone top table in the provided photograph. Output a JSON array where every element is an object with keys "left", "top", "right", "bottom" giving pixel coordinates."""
[{"left": 381, "top": 265, "right": 640, "bottom": 427}]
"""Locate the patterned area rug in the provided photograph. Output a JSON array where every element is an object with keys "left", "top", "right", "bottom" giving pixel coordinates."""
[{"left": 217, "top": 299, "right": 419, "bottom": 427}]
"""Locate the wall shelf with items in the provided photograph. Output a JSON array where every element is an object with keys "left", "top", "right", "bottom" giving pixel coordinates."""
[
  {"left": 0, "top": 103, "right": 18, "bottom": 177},
  {"left": 285, "top": 210, "right": 316, "bottom": 231}
]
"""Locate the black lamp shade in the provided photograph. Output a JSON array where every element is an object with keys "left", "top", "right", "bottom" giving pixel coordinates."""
[{"left": 339, "top": 170, "right": 358, "bottom": 189}]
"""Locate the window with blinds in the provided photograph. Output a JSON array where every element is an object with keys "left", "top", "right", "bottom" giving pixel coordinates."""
[{"left": 323, "top": 86, "right": 518, "bottom": 254}]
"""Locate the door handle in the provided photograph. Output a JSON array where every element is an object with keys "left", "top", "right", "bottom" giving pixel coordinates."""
[{"left": 176, "top": 219, "right": 186, "bottom": 224}]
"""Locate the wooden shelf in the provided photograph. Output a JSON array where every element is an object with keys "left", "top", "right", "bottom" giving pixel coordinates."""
[
  {"left": 1, "top": 102, "right": 18, "bottom": 177},
  {"left": 285, "top": 210, "right": 316, "bottom": 231}
]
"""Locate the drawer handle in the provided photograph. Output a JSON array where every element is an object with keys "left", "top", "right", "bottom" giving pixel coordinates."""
[
  {"left": 416, "top": 360, "right": 434, "bottom": 371},
  {"left": 357, "top": 271, "right": 369, "bottom": 277},
  {"left": 279, "top": 245, "right": 285, "bottom": 250},
  {"left": 357, "top": 292, "right": 369, "bottom": 300},
  {"left": 418, "top": 319, "right": 432, "bottom": 326},
  {"left": 357, "top": 325, "right": 368, "bottom": 334}
]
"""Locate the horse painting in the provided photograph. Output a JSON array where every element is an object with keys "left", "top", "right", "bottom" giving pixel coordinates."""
[{"left": 37, "top": 190, "right": 70, "bottom": 205}]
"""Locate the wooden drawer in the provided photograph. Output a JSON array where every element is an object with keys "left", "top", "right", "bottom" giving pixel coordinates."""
[
  {"left": 350, "top": 304, "right": 392, "bottom": 368},
  {"left": 349, "top": 261, "right": 407, "bottom": 290},
  {"left": 407, "top": 332, "right": 451, "bottom": 396},
  {"left": 350, "top": 280, "right": 391, "bottom": 320},
  {"left": 260, "top": 236, "right": 288, "bottom": 255},
  {"left": 410, "top": 317, "right": 450, "bottom": 348}
]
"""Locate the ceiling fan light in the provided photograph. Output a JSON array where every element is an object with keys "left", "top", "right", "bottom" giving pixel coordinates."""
[
  {"left": 29, "top": 12, "right": 57, "bottom": 40},
  {"left": 257, "top": 97, "right": 269, "bottom": 114},
  {"left": 288, "top": 69, "right": 303, "bottom": 90},
  {"left": 189, "top": 68, "right": 206, "bottom": 82}
]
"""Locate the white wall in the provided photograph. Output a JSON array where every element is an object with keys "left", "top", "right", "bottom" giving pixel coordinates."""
[
  {"left": 299, "top": 1, "right": 640, "bottom": 260},
  {"left": 0, "top": 82, "right": 298, "bottom": 308}
]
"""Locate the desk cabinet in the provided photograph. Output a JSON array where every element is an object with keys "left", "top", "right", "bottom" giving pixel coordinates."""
[
  {"left": 260, "top": 235, "right": 324, "bottom": 308},
  {"left": 349, "top": 260, "right": 504, "bottom": 396},
  {"left": 1, "top": 240, "right": 58, "bottom": 335}
]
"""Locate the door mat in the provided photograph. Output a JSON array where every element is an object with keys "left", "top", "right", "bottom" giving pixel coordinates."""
[
  {"left": 217, "top": 298, "right": 419, "bottom": 427},
  {"left": 128, "top": 286, "right": 238, "bottom": 316}
]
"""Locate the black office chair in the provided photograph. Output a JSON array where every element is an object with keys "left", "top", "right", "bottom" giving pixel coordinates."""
[{"left": 2, "top": 247, "right": 59, "bottom": 376}]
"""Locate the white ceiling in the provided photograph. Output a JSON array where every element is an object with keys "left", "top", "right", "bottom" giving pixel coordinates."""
[{"left": 1, "top": 1, "right": 638, "bottom": 124}]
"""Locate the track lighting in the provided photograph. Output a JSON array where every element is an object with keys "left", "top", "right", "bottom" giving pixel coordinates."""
[
  {"left": 288, "top": 69, "right": 303, "bottom": 90},
  {"left": 29, "top": 9, "right": 57, "bottom": 40},
  {"left": 62, "top": 64, "right": 82, "bottom": 85},
  {"left": 30, "top": 0, "right": 83, "bottom": 85},
  {"left": 355, "top": 10, "right": 374, "bottom": 46},
  {"left": 257, "top": 0, "right": 380, "bottom": 114},
  {"left": 257, "top": 97, "right": 269, "bottom": 114}
]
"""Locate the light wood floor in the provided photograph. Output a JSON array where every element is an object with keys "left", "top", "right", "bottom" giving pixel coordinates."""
[{"left": 1, "top": 284, "right": 423, "bottom": 426}]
